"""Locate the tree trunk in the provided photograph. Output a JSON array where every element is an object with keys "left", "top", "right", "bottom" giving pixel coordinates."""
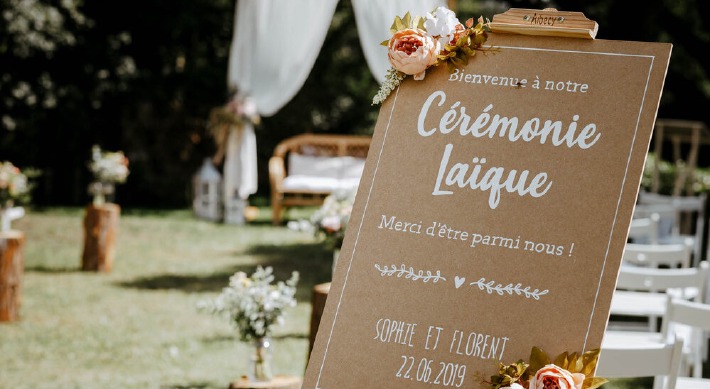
[
  {"left": 0, "top": 230, "right": 25, "bottom": 322},
  {"left": 81, "top": 203, "right": 120, "bottom": 272}
]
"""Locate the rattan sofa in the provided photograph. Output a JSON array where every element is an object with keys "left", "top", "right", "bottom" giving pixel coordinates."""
[{"left": 268, "top": 134, "right": 372, "bottom": 225}]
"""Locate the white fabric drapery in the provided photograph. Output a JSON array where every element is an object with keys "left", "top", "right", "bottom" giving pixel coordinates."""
[
  {"left": 225, "top": 0, "right": 338, "bottom": 202},
  {"left": 351, "top": 0, "right": 446, "bottom": 83},
  {"left": 223, "top": 0, "right": 449, "bottom": 204}
]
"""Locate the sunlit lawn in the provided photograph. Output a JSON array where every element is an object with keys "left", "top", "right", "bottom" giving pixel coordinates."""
[
  {"left": 0, "top": 206, "right": 668, "bottom": 388},
  {"left": 1, "top": 205, "right": 331, "bottom": 388}
]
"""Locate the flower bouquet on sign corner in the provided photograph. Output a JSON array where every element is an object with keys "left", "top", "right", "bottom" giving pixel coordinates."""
[
  {"left": 480, "top": 347, "right": 607, "bottom": 389},
  {"left": 198, "top": 266, "right": 299, "bottom": 382},
  {"left": 373, "top": 6, "right": 495, "bottom": 105},
  {"left": 87, "top": 145, "right": 129, "bottom": 205}
]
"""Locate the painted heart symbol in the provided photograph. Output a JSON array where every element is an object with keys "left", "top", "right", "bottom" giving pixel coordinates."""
[{"left": 454, "top": 276, "right": 466, "bottom": 289}]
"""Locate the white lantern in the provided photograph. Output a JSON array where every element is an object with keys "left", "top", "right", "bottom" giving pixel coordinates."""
[{"left": 193, "top": 159, "right": 222, "bottom": 221}]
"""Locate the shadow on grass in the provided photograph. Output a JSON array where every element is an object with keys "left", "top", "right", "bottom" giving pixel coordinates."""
[
  {"left": 159, "top": 383, "right": 219, "bottom": 389},
  {"left": 116, "top": 242, "right": 334, "bottom": 299},
  {"left": 201, "top": 332, "right": 307, "bottom": 345},
  {"left": 25, "top": 265, "right": 82, "bottom": 273}
]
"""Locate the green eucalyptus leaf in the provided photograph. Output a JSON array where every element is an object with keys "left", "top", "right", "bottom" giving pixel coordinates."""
[
  {"left": 402, "top": 12, "right": 412, "bottom": 28},
  {"left": 394, "top": 16, "right": 405, "bottom": 31},
  {"left": 529, "top": 347, "right": 550, "bottom": 372},
  {"left": 584, "top": 376, "right": 609, "bottom": 389},
  {"left": 553, "top": 352, "right": 568, "bottom": 368},
  {"left": 417, "top": 17, "right": 426, "bottom": 30}
]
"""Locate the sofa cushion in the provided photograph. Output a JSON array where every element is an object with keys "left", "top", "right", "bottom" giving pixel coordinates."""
[
  {"left": 284, "top": 153, "right": 365, "bottom": 192},
  {"left": 339, "top": 156, "right": 366, "bottom": 179},
  {"left": 288, "top": 153, "right": 342, "bottom": 179},
  {"left": 282, "top": 175, "right": 342, "bottom": 192}
]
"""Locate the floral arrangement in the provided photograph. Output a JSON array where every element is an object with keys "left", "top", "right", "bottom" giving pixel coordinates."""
[
  {"left": 373, "top": 6, "right": 492, "bottom": 105},
  {"left": 209, "top": 94, "right": 260, "bottom": 132},
  {"left": 483, "top": 347, "right": 607, "bottom": 389},
  {"left": 288, "top": 188, "right": 356, "bottom": 250},
  {"left": 87, "top": 145, "right": 129, "bottom": 205},
  {"left": 89, "top": 145, "right": 130, "bottom": 184},
  {"left": 199, "top": 266, "right": 299, "bottom": 342},
  {"left": 209, "top": 93, "right": 261, "bottom": 165},
  {"left": 0, "top": 161, "right": 31, "bottom": 210}
]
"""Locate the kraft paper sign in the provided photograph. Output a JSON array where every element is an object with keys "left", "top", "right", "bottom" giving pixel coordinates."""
[{"left": 304, "top": 33, "right": 671, "bottom": 388}]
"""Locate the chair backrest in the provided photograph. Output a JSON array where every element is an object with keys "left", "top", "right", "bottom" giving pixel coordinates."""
[
  {"left": 623, "top": 243, "right": 691, "bottom": 268},
  {"left": 637, "top": 191, "right": 707, "bottom": 262},
  {"left": 628, "top": 216, "right": 660, "bottom": 244},
  {"left": 615, "top": 261, "right": 709, "bottom": 300},
  {"left": 634, "top": 203, "right": 680, "bottom": 238},
  {"left": 660, "top": 298, "right": 710, "bottom": 378},
  {"left": 597, "top": 338, "right": 683, "bottom": 389},
  {"left": 661, "top": 298, "right": 710, "bottom": 332}
]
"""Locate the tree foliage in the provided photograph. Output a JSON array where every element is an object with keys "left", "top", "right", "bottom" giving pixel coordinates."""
[{"left": 1, "top": 0, "right": 708, "bottom": 206}]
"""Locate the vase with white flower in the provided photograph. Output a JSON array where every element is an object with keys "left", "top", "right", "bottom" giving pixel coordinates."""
[
  {"left": 0, "top": 161, "right": 34, "bottom": 232},
  {"left": 87, "top": 145, "right": 129, "bottom": 205},
  {"left": 199, "top": 266, "right": 299, "bottom": 382},
  {"left": 288, "top": 188, "right": 356, "bottom": 275}
]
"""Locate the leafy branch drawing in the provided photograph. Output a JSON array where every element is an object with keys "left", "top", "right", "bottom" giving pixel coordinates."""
[
  {"left": 470, "top": 278, "right": 549, "bottom": 300},
  {"left": 374, "top": 264, "right": 446, "bottom": 283}
]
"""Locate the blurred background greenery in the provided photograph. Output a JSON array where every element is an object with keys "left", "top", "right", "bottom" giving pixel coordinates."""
[{"left": 1, "top": 0, "right": 708, "bottom": 207}]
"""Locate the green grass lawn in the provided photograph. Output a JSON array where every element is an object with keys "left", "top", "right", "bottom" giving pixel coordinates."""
[
  {"left": 0, "top": 206, "right": 656, "bottom": 388},
  {"left": 1, "top": 206, "right": 331, "bottom": 388}
]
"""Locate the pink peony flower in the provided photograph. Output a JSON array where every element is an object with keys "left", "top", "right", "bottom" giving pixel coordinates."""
[
  {"left": 529, "top": 364, "right": 585, "bottom": 389},
  {"left": 387, "top": 28, "right": 439, "bottom": 80}
]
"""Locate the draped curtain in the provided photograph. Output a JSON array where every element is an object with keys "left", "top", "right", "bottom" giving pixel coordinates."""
[
  {"left": 351, "top": 0, "right": 446, "bottom": 83},
  {"left": 225, "top": 0, "right": 338, "bottom": 201},
  {"left": 223, "top": 0, "right": 446, "bottom": 203}
]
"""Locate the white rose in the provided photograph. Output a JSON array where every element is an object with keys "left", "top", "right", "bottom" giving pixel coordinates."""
[{"left": 424, "top": 6, "right": 460, "bottom": 45}]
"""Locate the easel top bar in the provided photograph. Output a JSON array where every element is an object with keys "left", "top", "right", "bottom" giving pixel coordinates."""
[{"left": 490, "top": 8, "right": 598, "bottom": 39}]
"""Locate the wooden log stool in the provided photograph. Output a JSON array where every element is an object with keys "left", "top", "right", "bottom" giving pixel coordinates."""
[
  {"left": 308, "top": 282, "right": 331, "bottom": 358},
  {"left": 81, "top": 203, "right": 120, "bottom": 272},
  {"left": 228, "top": 375, "right": 301, "bottom": 389},
  {"left": 0, "top": 230, "right": 25, "bottom": 322}
]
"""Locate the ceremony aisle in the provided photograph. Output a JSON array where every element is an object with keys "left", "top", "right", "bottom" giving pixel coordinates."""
[{"left": 0, "top": 207, "right": 330, "bottom": 388}]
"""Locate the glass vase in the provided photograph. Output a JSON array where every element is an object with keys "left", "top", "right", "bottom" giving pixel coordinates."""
[{"left": 251, "top": 336, "right": 273, "bottom": 382}]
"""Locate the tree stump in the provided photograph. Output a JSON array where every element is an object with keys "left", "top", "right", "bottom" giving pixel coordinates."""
[
  {"left": 0, "top": 230, "right": 25, "bottom": 322},
  {"left": 81, "top": 203, "right": 120, "bottom": 272},
  {"left": 229, "top": 375, "right": 301, "bottom": 389},
  {"left": 308, "top": 282, "right": 331, "bottom": 358}
]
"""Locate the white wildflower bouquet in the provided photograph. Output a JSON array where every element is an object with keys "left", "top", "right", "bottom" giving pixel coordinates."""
[
  {"left": 289, "top": 188, "right": 356, "bottom": 250},
  {"left": 201, "top": 266, "right": 299, "bottom": 341},
  {"left": 89, "top": 145, "right": 130, "bottom": 184},
  {"left": 0, "top": 161, "right": 30, "bottom": 209}
]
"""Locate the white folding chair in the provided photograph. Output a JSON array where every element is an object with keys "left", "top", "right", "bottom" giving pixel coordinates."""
[
  {"left": 637, "top": 191, "right": 707, "bottom": 264},
  {"left": 597, "top": 337, "right": 684, "bottom": 389},
  {"left": 624, "top": 242, "right": 692, "bottom": 268},
  {"left": 662, "top": 299, "right": 710, "bottom": 379},
  {"left": 608, "top": 261, "right": 709, "bottom": 331},
  {"left": 605, "top": 297, "right": 710, "bottom": 380},
  {"left": 629, "top": 215, "right": 660, "bottom": 244}
]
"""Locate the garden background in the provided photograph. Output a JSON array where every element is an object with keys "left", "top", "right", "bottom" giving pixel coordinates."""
[{"left": 2, "top": 0, "right": 709, "bottom": 208}]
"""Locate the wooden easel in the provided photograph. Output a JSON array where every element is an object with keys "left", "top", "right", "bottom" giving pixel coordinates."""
[{"left": 490, "top": 8, "right": 598, "bottom": 39}]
